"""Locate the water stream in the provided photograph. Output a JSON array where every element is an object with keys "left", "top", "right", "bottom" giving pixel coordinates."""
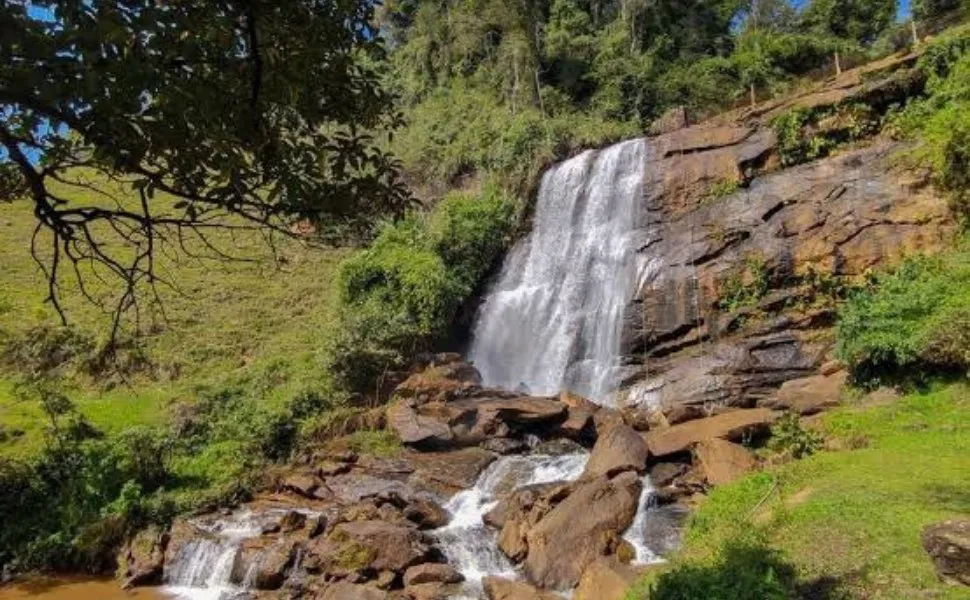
[
  {"left": 468, "top": 139, "right": 649, "bottom": 404},
  {"left": 434, "top": 453, "right": 590, "bottom": 597}
]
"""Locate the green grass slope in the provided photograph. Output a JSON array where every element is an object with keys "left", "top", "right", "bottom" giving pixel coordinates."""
[
  {"left": 627, "top": 384, "right": 970, "bottom": 600},
  {"left": 0, "top": 179, "right": 347, "bottom": 460}
]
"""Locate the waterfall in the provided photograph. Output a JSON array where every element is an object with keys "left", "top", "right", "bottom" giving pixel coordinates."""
[
  {"left": 434, "top": 453, "right": 590, "bottom": 598},
  {"left": 162, "top": 511, "right": 288, "bottom": 600},
  {"left": 468, "top": 139, "right": 648, "bottom": 404}
]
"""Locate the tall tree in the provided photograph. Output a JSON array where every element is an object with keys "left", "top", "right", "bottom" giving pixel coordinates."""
[
  {"left": 801, "top": 0, "right": 897, "bottom": 46},
  {"left": 912, "top": 0, "right": 965, "bottom": 20},
  {"left": 0, "top": 0, "right": 410, "bottom": 335}
]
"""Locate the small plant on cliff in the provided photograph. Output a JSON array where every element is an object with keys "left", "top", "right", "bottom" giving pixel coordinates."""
[
  {"left": 717, "top": 257, "right": 771, "bottom": 312},
  {"left": 768, "top": 413, "right": 824, "bottom": 459},
  {"left": 702, "top": 179, "right": 742, "bottom": 203}
]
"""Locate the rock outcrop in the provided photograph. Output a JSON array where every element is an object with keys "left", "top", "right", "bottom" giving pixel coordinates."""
[
  {"left": 923, "top": 520, "right": 970, "bottom": 587},
  {"left": 643, "top": 408, "right": 778, "bottom": 458}
]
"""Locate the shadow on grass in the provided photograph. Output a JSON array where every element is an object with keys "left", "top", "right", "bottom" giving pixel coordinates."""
[
  {"left": 647, "top": 541, "right": 858, "bottom": 600},
  {"left": 924, "top": 482, "right": 970, "bottom": 513}
]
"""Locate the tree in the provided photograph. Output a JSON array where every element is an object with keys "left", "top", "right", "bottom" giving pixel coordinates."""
[
  {"left": 912, "top": 0, "right": 965, "bottom": 20},
  {"left": 742, "top": 0, "right": 798, "bottom": 33},
  {"left": 0, "top": 1, "right": 411, "bottom": 339},
  {"left": 801, "top": 0, "right": 897, "bottom": 47}
]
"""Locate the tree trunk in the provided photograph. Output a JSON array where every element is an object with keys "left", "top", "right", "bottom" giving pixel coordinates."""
[
  {"left": 911, "top": 19, "right": 920, "bottom": 47},
  {"left": 834, "top": 50, "right": 842, "bottom": 76},
  {"left": 750, "top": 83, "right": 757, "bottom": 107}
]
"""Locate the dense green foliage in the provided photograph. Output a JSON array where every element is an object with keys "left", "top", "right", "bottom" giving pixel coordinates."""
[
  {"left": 331, "top": 186, "right": 516, "bottom": 392},
  {"left": 837, "top": 246, "right": 970, "bottom": 385},
  {"left": 889, "top": 24, "right": 970, "bottom": 219},
  {"left": 383, "top": 0, "right": 934, "bottom": 191}
]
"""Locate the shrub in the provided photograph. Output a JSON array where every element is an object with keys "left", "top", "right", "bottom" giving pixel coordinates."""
[
  {"left": 648, "top": 539, "right": 798, "bottom": 600},
  {"left": 768, "top": 413, "right": 823, "bottom": 459},
  {"left": 331, "top": 186, "right": 515, "bottom": 393},
  {"left": 836, "top": 248, "right": 970, "bottom": 385}
]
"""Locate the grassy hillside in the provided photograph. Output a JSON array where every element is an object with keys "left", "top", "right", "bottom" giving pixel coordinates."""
[
  {"left": 0, "top": 174, "right": 349, "bottom": 459},
  {"left": 627, "top": 384, "right": 970, "bottom": 600}
]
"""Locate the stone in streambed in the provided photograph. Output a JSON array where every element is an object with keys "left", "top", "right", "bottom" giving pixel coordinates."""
[
  {"left": 482, "top": 576, "right": 561, "bottom": 600},
  {"left": 582, "top": 423, "right": 649, "bottom": 479},
  {"left": 574, "top": 557, "right": 647, "bottom": 600},
  {"left": 117, "top": 525, "right": 168, "bottom": 588},
  {"left": 403, "top": 563, "right": 464, "bottom": 586},
  {"left": 523, "top": 472, "right": 642, "bottom": 589}
]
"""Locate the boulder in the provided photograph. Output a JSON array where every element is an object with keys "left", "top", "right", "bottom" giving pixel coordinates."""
[
  {"left": 533, "top": 438, "right": 584, "bottom": 456},
  {"left": 664, "top": 404, "right": 706, "bottom": 425},
  {"left": 582, "top": 424, "right": 649, "bottom": 479},
  {"left": 402, "top": 496, "right": 450, "bottom": 530},
  {"left": 486, "top": 483, "right": 572, "bottom": 562},
  {"left": 327, "top": 472, "right": 412, "bottom": 505},
  {"left": 649, "top": 462, "right": 689, "bottom": 488},
  {"left": 281, "top": 472, "right": 324, "bottom": 498},
  {"left": 318, "top": 582, "right": 389, "bottom": 600},
  {"left": 408, "top": 447, "right": 496, "bottom": 495},
  {"left": 309, "top": 520, "right": 431, "bottom": 575},
  {"left": 922, "top": 520, "right": 970, "bottom": 586},
  {"left": 401, "top": 582, "right": 463, "bottom": 600},
  {"left": 574, "top": 557, "right": 643, "bottom": 600},
  {"left": 693, "top": 438, "right": 756, "bottom": 486},
  {"left": 394, "top": 361, "right": 482, "bottom": 404},
  {"left": 554, "top": 405, "right": 595, "bottom": 439},
  {"left": 758, "top": 372, "right": 846, "bottom": 415},
  {"left": 279, "top": 510, "right": 307, "bottom": 533},
  {"left": 482, "top": 437, "right": 529, "bottom": 454},
  {"left": 473, "top": 397, "right": 568, "bottom": 426},
  {"left": 117, "top": 526, "right": 168, "bottom": 588},
  {"left": 524, "top": 472, "right": 642, "bottom": 589},
  {"left": 482, "top": 576, "right": 561, "bottom": 600},
  {"left": 403, "top": 563, "right": 464, "bottom": 586},
  {"left": 238, "top": 540, "right": 296, "bottom": 590},
  {"left": 644, "top": 409, "right": 779, "bottom": 458},
  {"left": 387, "top": 401, "right": 454, "bottom": 447}
]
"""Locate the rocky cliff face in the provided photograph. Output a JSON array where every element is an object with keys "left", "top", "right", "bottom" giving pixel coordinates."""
[{"left": 614, "top": 58, "right": 953, "bottom": 414}]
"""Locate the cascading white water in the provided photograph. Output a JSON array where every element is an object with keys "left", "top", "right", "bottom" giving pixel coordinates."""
[
  {"left": 468, "top": 139, "right": 648, "bottom": 404},
  {"left": 162, "top": 510, "right": 311, "bottom": 600},
  {"left": 435, "top": 453, "right": 590, "bottom": 598}
]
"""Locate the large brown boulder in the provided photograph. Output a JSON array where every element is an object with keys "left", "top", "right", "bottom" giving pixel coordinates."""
[
  {"left": 644, "top": 408, "right": 779, "bottom": 458},
  {"left": 394, "top": 360, "right": 483, "bottom": 404},
  {"left": 582, "top": 423, "right": 649, "bottom": 479},
  {"left": 387, "top": 401, "right": 455, "bottom": 446},
  {"left": 524, "top": 472, "right": 642, "bottom": 589},
  {"left": 482, "top": 576, "right": 561, "bottom": 600},
  {"left": 692, "top": 438, "right": 756, "bottom": 486},
  {"left": 485, "top": 483, "right": 572, "bottom": 563},
  {"left": 317, "top": 582, "right": 389, "bottom": 600},
  {"left": 117, "top": 526, "right": 168, "bottom": 588},
  {"left": 408, "top": 447, "right": 496, "bottom": 495},
  {"left": 403, "top": 563, "right": 464, "bottom": 586},
  {"left": 307, "top": 520, "right": 431, "bottom": 576},
  {"left": 922, "top": 520, "right": 970, "bottom": 586},
  {"left": 234, "top": 539, "right": 297, "bottom": 590},
  {"left": 758, "top": 372, "right": 846, "bottom": 415},
  {"left": 574, "top": 557, "right": 645, "bottom": 600}
]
